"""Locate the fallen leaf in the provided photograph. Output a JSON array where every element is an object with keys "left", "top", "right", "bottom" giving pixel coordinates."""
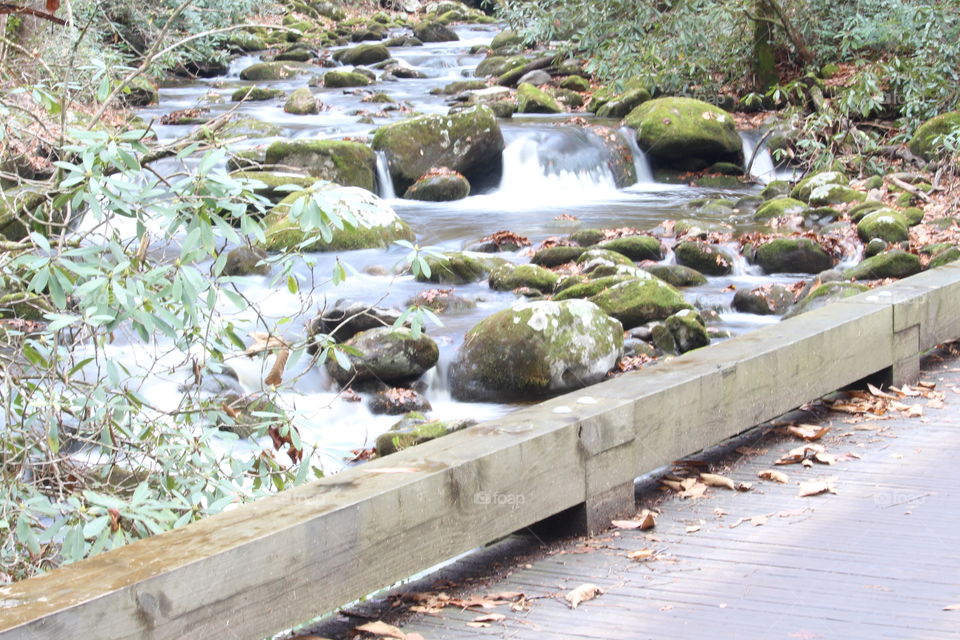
[
  {"left": 356, "top": 621, "right": 406, "bottom": 639},
  {"left": 798, "top": 478, "right": 838, "bottom": 497},
  {"left": 867, "top": 382, "right": 896, "bottom": 399},
  {"left": 928, "top": 398, "right": 945, "bottom": 409},
  {"left": 465, "top": 622, "right": 489, "bottom": 628},
  {"left": 917, "top": 380, "right": 936, "bottom": 389},
  {"left": 700, "top": 473, "right": 735, "bottom": 489},
  {"left": 907, "top": 405, "right": 924, "bottom": 418},
  {"left": 485, "top": 591, "right": 524, "bottom": 601},
  {"left": 944, "top": 604, "right": 960, "bottom": 611},
  {"left": 612, "top": 519, "right": 643, "bottom": 530},
  {"left": 638, "top": 509, "right": 657, "bottom": 530},
  {"left": 834, "top": 452, "right": 862, "bottom": 462},
  {"left": 786, "top": 424, "right": 831, "bottom": 441},
  {"left": 735, "top": 482, "right": 754, "bottom": 492},
  {"left": 685, "top": 524, "right": 701, "bottom": 533},
  {"left": 751, "top": 514, "right": 768, "bottom": 526},
  {"left": 758, "top": 469, "right": 789, "bottom": 483},
  {"left": 777, "top": 508, "right": 809, "bottom": 518},
  {"left": 472, "top": 613, "right": 506, "bottom": 623},
  {"left": 814, "top": 452, "right": 837, "bottom": 465},
  {"left": 627, "top": 548, "right": 656, "bottom": 561},
  {"left": 660, "top": 479, "right": 682, "bottom": 491},
  {"left": 565, "top": 584, "right": 604, "bottom": 609}
]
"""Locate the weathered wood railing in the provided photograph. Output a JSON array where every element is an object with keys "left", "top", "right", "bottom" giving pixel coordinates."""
[{"left": 3, "top": 264, "right": 960, "bottom": 639}]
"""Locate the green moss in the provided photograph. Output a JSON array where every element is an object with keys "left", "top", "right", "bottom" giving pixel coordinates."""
[
  {"left": 231, "top": 86, "right": 284, "bottom": 102},
  {"left": 673, "top": 241, "right": 734, "bottom": 276},
  {"left": 552, "top": 275, "right": 633, "bottom": 300},
  {"left": 760, "top": 180, "right": 791, "bottom": 200},
  {"left": 239, "top": 61, "right": 309, "bottom": 81},
  {"left": 790, "top": 171, "right": 846, "bottom": 202},
  {"left": 570, "top": 229, "right": 605, "bottom": 246},
  {"left": 598, "top": 236, "right": 663, "bottom": 261},
  {"left": 516, "top": 82, "right": 563, "bottom": 114},
  {"left": 284, "top": 87, "right": 319, "bottom": 115},
  {"left": 560, "top": 75, "right": 590, "bottom": 92},
  {"left": 403, "top": 174, "right": 470, "bottom": 201},
  {"left": 324, "top": 70, "right": 372, "bottom": 88},
  {"left": 849, "top": 200, "right": 888, "bottom": 222},
  {"left": 0, "top": 292, "right": 53, "bottom": 320},
  {"left": 785, "top": 282, "right": 869, "bottom": 318},
  {"left": 587, "top": 278, "right": 692, "bottom": 328},
  {"left": 417, "top": 252, "right": 505, "bottom": 284},
  {"left": 488, "top": 263, "right": 559, "bottom": 293},
  {"left": 431, "top": 79, "right": 488, "bottom": 95},
  {"left": 264, "top": 140, "right": 376, "bottom": 191},
  {"left": 230, "top": 171, "right": 316, "bottom": 203},
  {"left": 844, "top": 250, "right": 921, "bottom": 280},
  {"left": 640, "top": 264, "right": 707, "bottom": 287},
  {"left": 490, "top": 29, "right": 523, "bottom": 50},
  {"left": 908, "top": 111, "right": 960, "bottom": 161},
  {"left": 754, "top": 237, "right": 833, "bottom": 274},
  {"left": 338, "top": 43, "right": 390, "bottom": 66},
  {"left": 624, "top": 97, "right": 741, "bottom": 168},
  {"left": 857, "top": 210, "right": 909, "bottom": 243},
  {"left": 807, "top": 184, "right": 866, "bottom": 206},
  {"left": 929, "top": 247, "right": 960, "bottom": 268},
  {"left": 531, "top": 246, "right": 587, "bottom": 267},
  {"left": 595, "top": 87, "right": 651, "bottom": 118}
]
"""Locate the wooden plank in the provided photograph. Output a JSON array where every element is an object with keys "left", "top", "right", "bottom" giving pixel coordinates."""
[{"left": 2, "top": 267, "right": 960, "bottom": 639}]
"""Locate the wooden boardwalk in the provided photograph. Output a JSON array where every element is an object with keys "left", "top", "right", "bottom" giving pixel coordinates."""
[{"left": 303, "top": 348, "right": 960, "bottom": 640}]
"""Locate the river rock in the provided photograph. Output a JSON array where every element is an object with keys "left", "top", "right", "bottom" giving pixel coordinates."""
[
  {"left": 324, "top": 70, "right": 372, "bottom": 88},
  {"left": 518, "top": 69, "right": 551, "bottom": 85},
  {"left": 375, "top": 414, "right": 475, "bottom": 456},
  {"left": 217, "top": 394, "right": 285, "bottom": 439},
  {"left": 337, "top": 43, "right": 390, "bottom": 66},
  {"left": 231, "top": 86, "right": 285, "bottom": 102},
  {"left": 516, "top": 82, "right": 563, "bottom": 113},
  {"left": 908, "top": 111, "right": 960, "bottom": 161},
  {"left": 732, "top": 284, "right": 796, "bottom": 315},
  {"left": 326, "top": 327, "right": 439, "bottom": 387},
  {"left": 368, "top": 388, "right": 432, "bottom": 415},
  {"left": 586, "top": 277, "right": 693, "bottom": 329},
  {"left": 790, "top": 171, "right": 846, "bottom": 202},
  {"left": 553, "top": 275, "right": 635, "bottom": 301},
  {"left": 413, "top": 20, "right": 458, "bottom": 42},
  {"left": 417, "top": 251, "right": 505, "bottom": 284},
  {"left": 844, "top": 250, "right": 921, "bottom": 280},
  {"left": 673, "top": 241, "right": 734, "bottom": 276},
  {"left": 263, "top": 186, "right": 414, "bottom": 252},
  {"left": 403, "top": 170, "right": 471, "bottom": 201},
  {"left": 624, "top": 97, "right": 742, "bottom": 170},
  {"left": 929, "top": 246, "right": 960, "bottom": 268},
  {"left": 284, "top": 87, "right": 320, "bottom": 114},
  {"left": 785, "top": 281, "right": 869, "bottom": 318},
  {"left": 807, "top": 183, "right": 865, "bottom": 207},
  {"left": 117, "top": 76, "right": 158, "bottom": 106},
  {"left": 372, "top": 105, "right": 504, "bottom": 193},
  {"left": 490, "top": 29, "right": 523, "bottom": 50},
  {"left": 849, "top": 201, "right": 888, "bottom": 222},
  {"left": 760, "top": 180, "right": 791, "bottom": 200},
  {"left": 754, "top": 197, "right": 807, "bottom": 220},
  {"left": 640, "top": 264, "right": 707, "bottom": 287},
  {"left": 857, "top": 210, "right": 909, "bottom": 243},
  {"left": 754, "top": 237, "right": 833, "bottom": 274},
  {"left": 448, "top": 299, "right": 623, "bottom": 402},
  {"left": 595, "top": 87, "right": 651, "bottom": 119},
  {"left": 223, "top": 246, "right": 270, "bottom": 276},
  {"left": 264, "top": 140, "right": 376, "bottom": 191},
  {"left": 488, "top": 263, "right": 559, "bottom": 293},
  {"left": 560, "top": 75, "right": 589, "bottom": 92},
  {"left": 239, "top": 61, "right": 309, "bottom": 81},
  {"left": 231, "top": 171, "right": 316, "bottom": 204},
  {"left": 531, "top": 245, "right": 587, "bottom": 267},
  {"left": 227, "top": 31, "right": 267, "bottom": 53},
  {"left": 406, "top": 288, "right": 476, "bottom": 313},
  {"left": 665, "top": 309, "right": 709, "bottom": 353},
  {"left": 308, "top": 301, "right": 403, "bottom": 345},
  {"left": 598, "top": 236, "right": 663, "bottom": 261}
]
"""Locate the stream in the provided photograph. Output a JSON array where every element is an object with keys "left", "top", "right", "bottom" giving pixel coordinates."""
[{"left": 126, "top": 23, "right": 806, "bottom": 472}]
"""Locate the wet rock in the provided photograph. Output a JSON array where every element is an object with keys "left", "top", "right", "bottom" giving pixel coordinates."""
[
  {"left": 929, "top": 246, "right": 960, "bottom": 269},
  {"left": 857, "top": 210, "right": 909, "bottom": 243},
  {"left": 227, "top": 31, "right": 267, "bottom": 52},
  {"left": 117, "top": 76, "right": 159, "bottom": 106},
  {"left": 754, "top": 237, "right": 833, "bottom": 274},
  {"left": 403, "top": 170, "right": 471, "bottom": 201},
  {"left": 760, "top": 180, "right": 791, "bottom": 200},
  {"left": 595, "top": 88, "right": 651, "bottom": 118},
  {"left": 275, "top": 48, "right": 315, "bottom": 63},
  {"left": 239, "top": 61, "right": 310, "bottom": 81},
  {"left": 640, "top": 264, "right": 707, "bottom": 287},
  {"left": 372, "top": 105, "right": 504, "bottom": 193},
  {"left": 217, "top": 394, "right": 285, "bottom": 439},
  {"left": 908, "top": 111, "right": 960, "bottom": 161},
  {"left": 665, "top": 309, "right": 709, "bottom": 353},
  {"left": 848, "top": 200, "right": 888, "bottom": 222},
  {"left": 864, "top": 238, "right": 888, "bottom": 258},
  {"left": 417, "top": 251, "right": 506, "bottom": 284},
  {"left": 807, "top": 183, "right": 865, "bottom": 207},
  {"left": 784, "top": 281, "right": 869, "bottom": 318},
  {"left": 531, "top": 245, "right": 587, "bottom": 267},
  {"left": 284, "top": 87, "right": 321, "bottom": 114},
  {"left": 337, "top": 43, "right": 390, "bottom": 66},
  {"left": 263, "top": 186, "right": 414, "bottom": 252},
  {"left": 844, "top": 250, "right": 921, "bottom": 280},
  {"left": 518, "top": 69, "right": 551, "bottom": 85},
  {"left": 431, "top": 79, "right": 487, "bottom": 95},
  {"left": 673, "top": 241, "right": 734, "bottom": 276},
  {"left": 324, "top": 70, "right": 373, "bottom": 88},
  {"left": 490, "top": 29, "right": 523, "bottom": 50},
  {"left": 570, "top": 229, "right": 605, "bottom": 246},
  {"left": 488, "top": 263, "right": 559, "bottom": 293},
  {"left": 413, "top": 20, "right": 458, "bottom": 42},
  {"left": 375, "top": 414, "right": 475, "bottom": 456},
  {"left": 230, "top": 171, "right": 315, "bottom": 204},
  {"left": 732, "top": 284, "right": 796, "bottom": 315},
  {"left": 326, "top": 327, "right": 439, "bottom": 387},
  {"left": 576, "top": 248, "right": 633, "bottom": 275},
  {"left": 223, "top": 246, "right": 271, "bottom": 276},
  {"left": 625, "top": 97, "right": 742, "bottom": 170},
  {"left": 790, "top": 171, "right": 846, "bottom": 202},
  {"left": 448, "top": 299, "right": 623, "bottom": 402},
  {"left": 598, "top": 235, "right": 663, "bottom": 262},
  {"left": 308, "top": 301, "right": 403, "bottom": 345},
  {"left": 264, "top": 140, "right": 376, "bottom": 191},
  {"left": 368, "top": 388, "right": 432, "bottom": 415},
  {"left": 516, "top": 82, "right": 563, "bottom": 114},
  {"left": 560, "top": 75, "right": 590, "bottom": 92},
  {"left": 553, "top": 275, "right": 635, "bottom": 301},
  {"left": 231, "top": 86, "right": 285, "bottom": 102},
  {"left": 587, "top": 277, "right": 693, "bottom": 329},
  {"left": 406, "top": 288, "right": 476, "bottom": 313}
]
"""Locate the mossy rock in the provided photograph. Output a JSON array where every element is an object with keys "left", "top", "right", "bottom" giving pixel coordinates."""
[
  {"left": 595, "top": 87, "right": 651, "bottom": 119},
  {"left": 673, "top": 219, "right": 733, "bottom": 237},
  {"left": 665, "top": 309, "right": 709, "bottom": 353},
  {"left": 552, "top": 275, "right": 635, "bottom": 301},
  {"left": 624, "top": 97, "right": 742, "bottom": 170},
  {"left": 262, "top": 186, "right": 413, "bottom": 252},
  {"left": 231, "top": 86, "right": 284, "bottom": 102},
  {"left": 785, "top": 282, "right": 869, "bottom": 318},
  {"left": 807, "top": 184, "right": 866, "bottom": 207},
  {"left": 337, "top": 43, "right": 390, "bottom": 66},
  {"left": 732, "top": 284, "right": 796, "bottom": 315},
  {"left": 0, "top": 190, "right": 47, "bottom": 241},
  {"left": 516, "top": 82, "right": 563, "bottom": 114},
  {"left": 490, "top": 29, "right": 523, "bottom": 50},
  {"left": 570, "top": 228, "right": 605, "bottom": 246},
  {"left": 118, "top": 76, "right": 158, "bottom": 106},
  {"left": 417, "top": 251, "right": 505, "bottom": 284},
  {"left": 376, "top": 416, "right": 474, "bottom": 456},
  {"left": 576, "top": 248, "right": 634, "bottom": 274},
  {"left": 0, "top": 292, "right": 53, "bottom": 320},
  {"left": 276, "top": 49, "right": 314, "bottom": 62},
  {"left": 587, "top": 278, "right": 693, "bottom": 329},
  {"left": 284, "top": 87, "right": 320, "bottom": 114},
  {"left": 857, "top": 210, "right": 909, "bottom": 243},
  {"left": 598, "top": 235, "right": 663, "bottom": 262},
  {"left": 673, "top": 241, "right": 734, "bottom": 276},
  {"left": 223, "top": 246, "right": 270, "bottom": 276},
  {"left": 239, "top": 61, "right": 309, "bottom": 81},
  {"left": 325, "top": 327, "right": 439, "bottom": 387},
  {"left": 403, "top": 172, "right": 470, "bottom": 201},
  {"left": 264, "top": 140, "right": 376, "bottom": 191},
  {"left": 844, "top": 250, "right": 921, "bottom": 280},
  {"left": 324, "top": 70, "right": 372, "bottom": 88},
  {"left": 551, "top": 88, "right": 584, "bottom": 109},
  {"left": 217, "top": 395, "right": 285, "bottom": 439},
  {"left": 902, "top": 207, "right": 924, "bottom": 226},
  {"left": 640, "top": 264, "right": 707, "bottom": 287},
  {"left": 476, "top": 55, "right": 526, "bottom": 78},
  {"left": 431, "top": 79, "right": 488, "bottom": 95},
  {"left": 694, "top": 175, "right": 742, "bottom": 188},
  {"left": 448, "top": 299, "right": 624, "bottom": 402},
  {"left": 227, "top": 32, "right": 267, "bottom": 52},
  {"left": 413, "top": 20, "right": 459, "bottom": 42},
  {"left": 790, "top": 171, "right": 846, "bottom": 202},
  {"left": 754, "top": 237, "right": 833, "bottom": 274},
  {"left": 760, "top": 180, "right": 791, "bottom": 200},
  {"left": 929, "top": 247, "right": 960, "bottom": 269},
  {"left": 220, "top": 118, "right": 283, "bottom": 138},
  {"left": 849, "top": 200, "right": 888, "bottom": 223},
  {"left": 908, "top": 111, "right": 960, "bottom": 161},
  {"left": 707, "top": 162, "right": 744, "bottom": 176},
  {"left": 372, "top": 105, "right": 504, "bottom": 193},
  {"left": 488, "top": 263, "right": 559, "bottom": 293},
  {"left": 531, "top": 245, "right": 587, "bottom": 267},
  {"left": 560, "top": 75, "right": 590, "bottom": 92},
  {"left": 231, "top": 171, "right": 316, "bottom": 203}
]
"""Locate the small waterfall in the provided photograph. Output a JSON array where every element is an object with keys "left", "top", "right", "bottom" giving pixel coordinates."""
[
  {"left": 618, "top": 128, "right": 655, "bottom": 185},
  {"left": 496, "top": 130, "right": 618, "bottom": 201},
  {"left": 375, "top": 151, "right": 396, "bottom": 200},
  {"left": 740, "top": 131, "right": 778, "bottom": 185}
]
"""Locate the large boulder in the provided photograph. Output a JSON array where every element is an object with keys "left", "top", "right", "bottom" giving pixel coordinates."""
[
  {"left": 239, "top": 61, "right": 310, "bottom": 81},
  {"left": 908, "top": 111, "right": 960, "bottom": 161},
  {"left": 413, "top": 20, "right": 458, "bottom": 42},
  {"left": 784, "top": 282, "right": 868, "bottom": 318},
  {"left": 323, "top": 70, "right": 372, "bottom": 88},
  {"left": 326, "top": 327, "right": 439, "bottom": 387},
  {"left": 732, "top": 284, "right": 797, "bottom": 315},
  {"left": 337, "top": 43, "right": 390, "bottom": 66},
  {"left": 263, "top": 186, "right": 414, "bottom": 252},
  {"left": 857, "top": 210, "right": 909, "bottom": 243},
  {"left": 754, "top": 197, "right": 807, "bottom": 221},
  {"left": 448, "top": 299, "right": 623, "bottom": 402},
  {"left": 754, "top": 237, "right": 834, "bottom": 274},
  {"left": 308, "top": 301, "right": 403, "bottom": 345},
  {"left": 598, "top": 236, "right": 663, "bottom": 262},
  {"left": 264, "top": 140, "right": 377, "bottom": 192},
  {"left": 587, "top": 278, "right": 693, "bottom": 329},
  {"left": 372, "top": 105, "right": 505, "bottom": 193},
  {"left": 624, "top": 97, "right": 742, "bottom": 170},
  {"left": 516, "top": 82, "right": 563, "bottom": 114},
  {"left": 403, "top": 170, "right": 470, "bottom": 201},
  {"left": 488, "top": 263, "right": 559, "bottom": 293},
  {"left": 673, "top": 241, "right": 734, "bottom": 276},
  {"left": 640, "top": 264, "right": 707, "bottom": 287},
  {"left": 844, "top": 250, "right": 922, "bottom": 280}
]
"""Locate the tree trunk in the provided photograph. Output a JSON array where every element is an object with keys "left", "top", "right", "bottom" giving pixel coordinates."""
[{"left": 752, "top": 0, "right": 778, "bottom": 91}]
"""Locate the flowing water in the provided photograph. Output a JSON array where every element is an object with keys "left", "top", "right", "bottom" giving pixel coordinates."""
[{"left": 125, "top": 23, "right": 809, "bottom": 472}]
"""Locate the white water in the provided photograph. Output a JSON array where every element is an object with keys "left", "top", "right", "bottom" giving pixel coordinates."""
[{"left": 375, "top": 151, "right": 396, "bottom": 200}]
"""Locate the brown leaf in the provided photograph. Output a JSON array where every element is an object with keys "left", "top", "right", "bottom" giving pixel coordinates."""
[
  {"left": 814, "top": 452, "right": 837, "bottom": 465},
  {"left": 565, "top": 584, "right": 603, "bottom": 609},
  {"left": 907, "top": 405, "right": 924, "bottom": 418},
  {"left": 627, "top": 548, "right": 655, "bottom": 561},
  {"left": 611, "top": 519, "right": 643, "bottom": 530},
  {"left": 751, "top": 514, "right": 768, "bottom": 527},
  {"left": 679, "top": 482, "right": 708, "bottom": 499},
  {"left": 700, "top": 473, "right": 735, "bottom": 489},
  {"left": 785, "top": 424, "right": 830, "bottom": 441},
  {"left": 685, "top": 524, "right": 701, "bottom": 533},
  {"left": 758, "top": 469, "right": 789, "bottom": 483},
  {"left": 638, "top": 509, "right": 657, "bottom": 530},
  {"left": 798, "top": 478, "right": 838, "bottom": 497},
  {"left": 660, "top": 479, "right": 682, "bottom": 491},
  {"left": 465, "top": 622, "right": 489, "bottom": 628},
  {"left": 355, "top": 621, "right": 406, "bottom": 639},
  {"left": 944, "top": 603, "right": 960, "bottom": 611},
  {"left": 472, "top": 613, "right": 506, "bottom": 623},
  {"left": 867, "top": 382, "right": 896, "bottom": 399}
]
